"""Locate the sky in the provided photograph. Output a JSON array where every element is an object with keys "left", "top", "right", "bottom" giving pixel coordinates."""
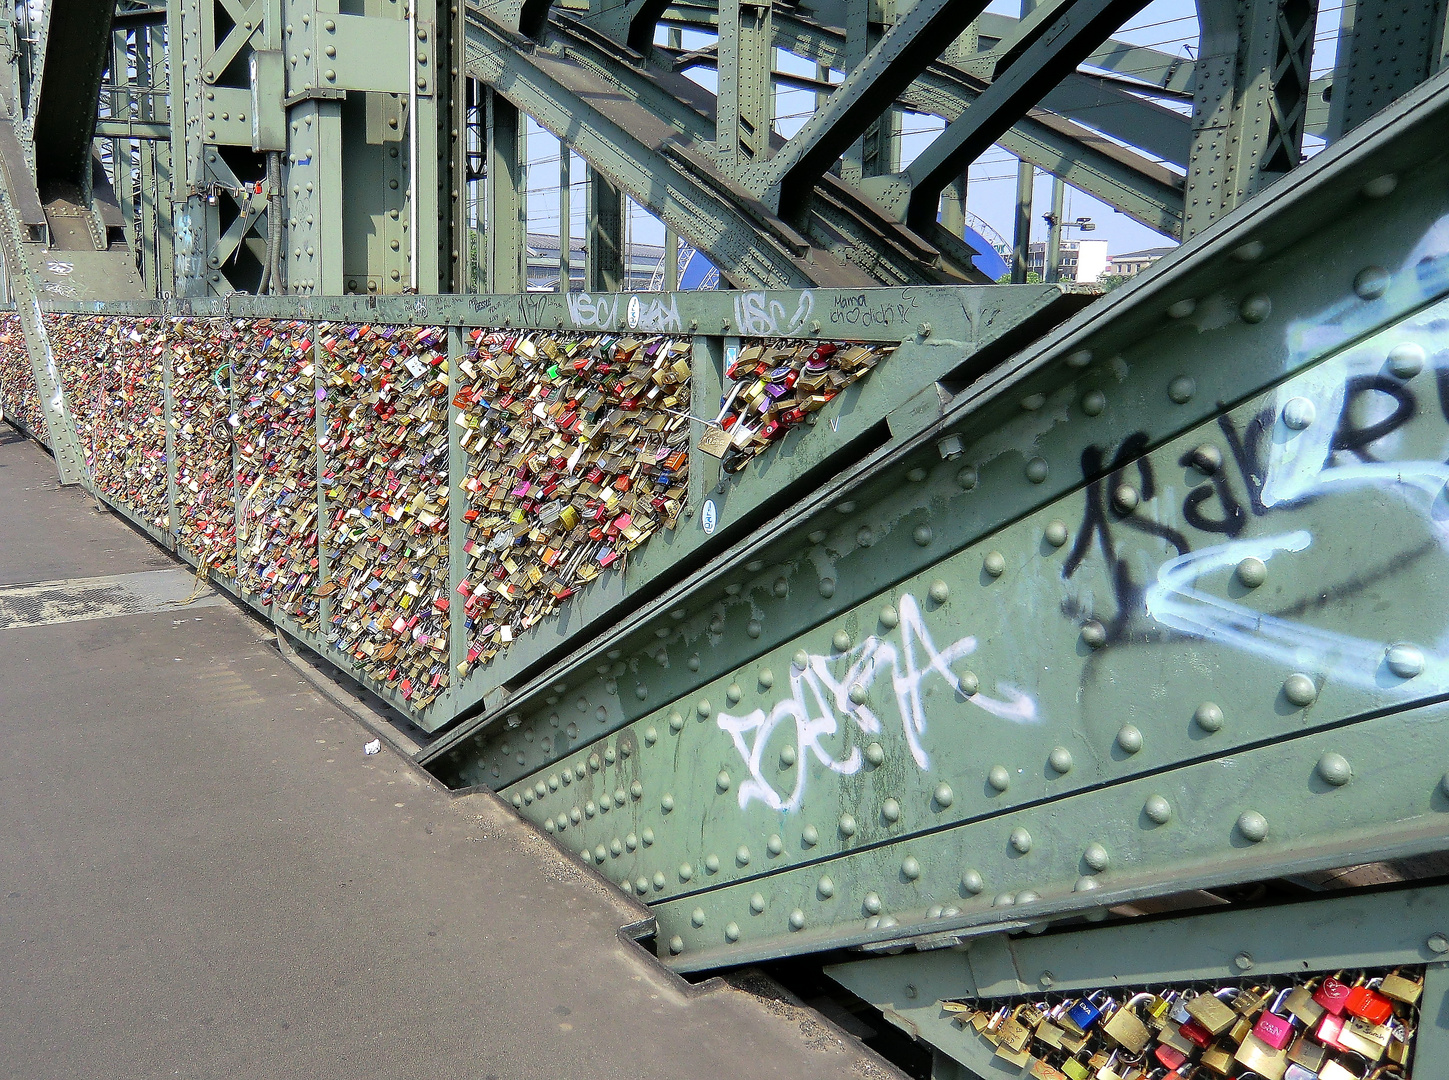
[{"left": 512, "top": 0, "right": 1350, "bottom": 275}]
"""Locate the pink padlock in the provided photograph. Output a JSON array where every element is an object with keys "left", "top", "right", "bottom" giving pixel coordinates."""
[{"left": 1251, "top": 989, "right": 1297, "bottom": 1050}]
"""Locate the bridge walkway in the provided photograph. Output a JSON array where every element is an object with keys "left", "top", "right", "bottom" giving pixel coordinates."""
[{"left": 0, "top": 427, "right": 896, "bottom": 1080}]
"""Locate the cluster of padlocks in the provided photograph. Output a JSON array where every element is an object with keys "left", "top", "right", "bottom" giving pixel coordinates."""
[
  {"left": 454, "top": 330, "right": 691, "bottom": 672},
  {"left": 233, "top": 319, "right": 320, "bottom": 629},
  {"left": 951, "top": 970, "right": 1422, "bottom": 1078},
  {"left": 48, "top": 314, "right": 170, "bottom": 528},
  {"left": 317, "top": 322, "right": 451, "bottom": 708},
  {"left": 0, "top": 313, "right": 43, "bottom": 438},
  {"left": 698, "top": 339, "right": 892, "bottom": 471},
  {"left": 170, "top": 319, "right": 240, "bottom": 574}
]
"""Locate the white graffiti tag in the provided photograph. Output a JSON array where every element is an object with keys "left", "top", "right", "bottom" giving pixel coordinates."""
[{"left": 717, "top": 594, "right": 1036, "bottom": 812}]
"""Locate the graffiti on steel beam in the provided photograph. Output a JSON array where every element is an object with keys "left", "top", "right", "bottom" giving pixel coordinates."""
[
  {"left": 717, "top": 594, "right": 1037, "bottom": 813},
  {"left": 732, "top": 291, "right": 814, "bottom": 337}
]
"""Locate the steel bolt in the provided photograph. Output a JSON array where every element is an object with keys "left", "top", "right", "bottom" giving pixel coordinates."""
[
  {"left": 644, "top": 726, "right": 658, "bottom": 746},
  {"left": 1233, "top": 240, "right": 1266, "bottom": 261},
  {"left": 780, "top": 744, "right": 797, "bottom": 767},
  {"left": 705, "top": 854, "right": 720, "bottom": 873},
  {"left": 1144, "top": 795, "right": 1172, "bottom": 824},
  {"left": 817, "top": 876, "right": 835, "bottom": 898},
  {"left": 758, "top": 668, "right": 775, "bottom": 689},
  {"left": 983, "top": 552, "right": 1006, "bottom": 578},
  {"left": 993, "top": 893, "right": 1016, "bottom": 907},
  {"left": 901, "top": 857, "right": 921, "bottom": 880},
  {"left": 789, "top": 909, "right": 805, "bottom": 930},
  {"left": 913, "top": 525, "right": 933, "bottom": 547},
  {"left": 929, "top": 579, "right": 951, "bottom": 603},
  {"left": 1049, "top": 747, "right": 1073, "bottom": 774},
  {"left": 1283, "top": 673, "right": 1318, "bottom": 706},
  {"left": 1074, "top": 876, "right": 1100, "bottom": 892},
  {"left": 1117, "top": 725, "right": 1143, "bottom": 754},
  {"left": 1021, "top": 393, "right": 1046, "bottom": 411},
  {"left": 669, "top": 711, "right": 684, "bottom": 733},
  {"left": 1237, "top": 557, "right": 1267, "bottom": 588},
  {"left": 1317, "top": 752, "right": 1352, "bottom": 786},
  {"left": 1081, "top": 390, "right": 1106, "bottom": 416},
  {"left": 988, "top": 765, "right": 1011, "bottom": 792},
  {"left": 1084, "top": 843, "right": 1110, "bottom": 872},
  {"left": 724, "top": 922, "right": 740, "bottom": 942},
  {"left": 882, "top": 798, "right": 902, "bottom": 823},
  {"left": 698, "top": 699, "right": 712, "bottom": 718},
  {"left": 1081, "top": 620, "right": 1107, "bottom": 649},
  {"left": 767, "top": 834, "right": 783, "bottom": 856},
  {"left": 1168, "top": 376, "right": 1196, "bottom": 403},
  {"left": 691, "top": 907, "right": 706, "bottom": 927},
  {"left": 879, "top": 605, "right": 899, "bottom": 629},
  {"left": 793, "top": 650, "right": 809, "bottom": 669},
  {"left": 802, "top": 824, "right": 819, "bottom": 846},
  {"left": 746, "top": 619, "right": 762, "bottom": 638},
  {"left": 726, "top": 683, "right": 743, "bottom": 704},
  {"left": 669, "top": 935, "right": 684, "bottom": 954},
  {"left": 1354, "top": 266, "right": 1390, "bottom": 300},
  {"left": 1191, "top": 444, "right": 1223, "bottom": 474},
  {"left": 833, "top": 629, "right": 853, "bottom": 652},
  {"left": 1388, "top": 342, "right": 1426, "bottom": 379},
  {"left": 1234, "top": 952, "right": 1255, "bottom": 971},
  {"left": 1010, "top": 827, "right": 1033, "bottom": 854},
  {"left": 1387, "top": 643, "right": 1425, "bottom": 678},
  {"left": 1044, "top": 520, "right": 1069, "bottom": 547},
  {"left": 1237, "top": 811, "right": 1269, "bottom": 842},
  {"left": 1428, "top": 933, "right": 1449, "bottom": 953},
  {"left": 1026, "top": 457, "right": 1049, "bottom": 483},
  {"left": 1282, "top": 397, "right": 1317, "bottom": 430},
  {"left": 750, "top": 892, "right": 766, "bottom": 914},
  {"left": 1195, "top": 702, "right": 1225, "bottom": 732},
  {"left": 1167, "top": 298, "right": 1197, "bottom": 319},
  {"left": 1113, "top": 484, "right": 1140, "bottom": 513},
  {"left": 1066, "top": 349, "right": 1093, "bottom": 368},
  {"left": 642, "top": 828, "right": 654, "bottom": 846},
  {"left": 849, "top": 683, "right": 868, "bottom": 705},
  {"left": 934, "top": 783, "right": 954, "bottom": 808},
  {"left": 961, "top": 870, "right": 984, "bottom": 895},
  {"left": 716, "top": 770, "right": 731, "bottom": 792},
  {"left": 661, "top": 794, "right": 674, "bottom": 812},
  {"left": 957, "top": 670, "right": 979, "bottom": 695},
  {"left": 907, "top": 467, "right": 928, "bottom": 482},
  {"left": 1240, "top": 295, "right": 1272, "bottom": 324},
  {"left": 839, "top": 813, "right": 857, "bottom": 837},
  {"left": 736, "top": 845, "right": 750, "bottom": 865},
  {"left": 1040, "top": 970, "right": 1056, "bottom": 988}
]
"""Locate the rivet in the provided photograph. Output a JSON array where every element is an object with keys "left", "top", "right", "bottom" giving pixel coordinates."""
[
  {"left": 626, "top": 833, "right": 638, "bottom": 852},
  {"left": 705, "top": 854, "right": 720, "bottom": 873},
  {"left": 605, "top": 747, "right": 617, "bottom": 765},
  {"left": 1387, "top": 643, "right": 1425, "bottom": 678},
  {"left": 1117, "top": 726, "right": 1143, "bottom": 755},
  {"left": 669, "top": 710, "right": 684, "bottom": 733},
  {"left": 662, "top": 794, "right": 675, "bottom": 812},
  {"left": 1237, "top": 557, "right": 1267, "bottom": 587},
  {"left": 780, "top": 744, "right": 797, "bottom": 767},
  {"left": 1044, "top": 520, "right": 1068, "bottom": 547},
  {"left": 901, "top": 856, "right": 921, "bottom": 880},
  {"left": 816, "top": 577, "right": 836, "bottom": 598},
  {"left": 643, "top": 828, "right": 654, "bottom": 845},
  {"left": 724, "top": 922, "right": 740, "bottom": 942},
  {"left": 957, "top": 466, "right": 979, "bottom": 490},
  {"left": 1354, "top": 266, "right": 1390, "bottom": 300},
  {"left": 745, "top": 560, "right": 765, "bottom": 573},
  {"left": 1168, "top": 376, "right": 1196, "bottom": 403},
  {"left": 1016, "top": 890, "right": 1040, "bottom": 905},
  {"left": 688, "top": 656, "right": 701, "bottom": 671},
  {"left": 1083, "top": 842, "right": 1110, "bottom": 871},
  {"left": 1025, "top": 457, "right": 1049, "bottom": 483},
  {"left": 864, "top": 892, "right": 883, "bottom": 914},
  {"left": 717, "top": 770, "right": 731, "bottom": 792},
  {"left": 879, "top": 605, "right": 899, "bottom": 629},
  {"left": 594, "top": 845, "right": 607, "bottom": 862},
  {"left": 849, "top": 683, "right": 868, "bottom": 705},
  {"left": 929, "top": 580, "right": 951, "bottom": 602},
  {"left": 1317, "top": 752, "right": 1352, "bottom": 786},
  {"left": 1066, "top": 349, "right": 1093, "bottom": 368},
  {"left": 839, "top": 813, "right": 857, "bottom": 837},
  {"left": 836, "top": 501, "right": 856, "bottom": 515},
  {"left": 934, "top": 783, "right": 954, "bottom": 807},
  {"left": 635, "top": 685, "right": 647, "bottom": 699},
  {"left": 698, "top": 699, "right": 712, "bottom": 717},
  {"left": 750, "top": 892, "right": 766, "bottom": 914},
  {"left": 758, "top": 668, "right": 775, "bottom": 689},
  {"left": 1048, "top": 747, "right": 1073, "bottom": 774},
  {"left": 789, "top": 909, "right": 805, "bottom": 930},
  {"left": 983, "top": 552, "right": 1006, "bottom": 578},
  {"left": 864, "top": 742, "right": 885, "bottom": 766},
  {"left": 1240, "top": 295, "right": 1272, "bottom": 323},
  {"left": 993, "top": 893, "right": 1016, "bottom": 907},
  {"left": 773, "top": 577, "right": 789, "bottom": 597},
  {"left": 913, "top": 525, "right": 933, "bottom": 546},
  {"left": 957, "top": 670, "right": 979, "bottom": 695},
  {"left": 1009, "top": 827, "right": 1032, "bottom": 854},
  {"left": 767, "top": 834, "right": 783, "bottom": 856},
  {"left": 817, "top": 876, "right": 835, "bottom": 898},
  {"left": 988, "top": 765, "right": 1011, "bottom": 792},
  {"left": 1283, "top": 673, "right": 1318, "bottom": 707},
  {"left": 630, "top": 780, "right": 643, "bottom": 800},
  {"left": 736, "top": 845, "right": 750, "bottom": 865},
  {"left": 585, "top": 800, "right": 597, "bottom": 818},
  {"left": 907, "top": 467, "right": 928, "bottom": 482},
  {"left": 1081, "top": 389, "right": 1106, "bottom": 416},
  {"left": 1112, "top": 485, "right": 1139, "bottom": 514},
  {"left": 1074, "top": 876, "right": 1099, "bottom": 892},
  {"left": 1195, "top": 702, "right": 1225, "bottom": 732},
  {"left": 746, "top": 619, "right": 762, "bottom": 638},
  {"left": 802, "top": 824, "right": 819, "bottom": 846},
  {"left": 1234, "top": 951, "right": 1255, "bottom": 971},
  {"left": 1233, "top": 240, "right": 1265, "bottom": 261},
  {"left": 961, "top": 870, "right": 984, "bottom": 895},
  {"left": 882, "top": 798, "right": 902, "bottom": 823},
  {"left": 833, "top": 630, "right": 853, "bottom": 652},
  {"left": 1144, "top": 795, "right": 1172, "bottom": 824},
  {"left": 1363, "top": 174, "right": 1398, "bottom": 198},
  {"left": 1388, "top": 342, "right": 1426, "bottom": 379},
  {"left": 644, "top": 726, "right": 658, "bottom": 746},
  {"left": 679, "top": 863, "right": 693, "bottom": 881},
  {"left": 1428, "top": 932, "right": 1449, "bottom": 953},
  {"left": 1282, "top": 397, "right": 1316, "bottom": 429},
  {"left": 1021, "top": 393, "right": 1046, "bottom": 411},
  {"left": 857, "top": 526, "right": 876, "bottom": 547},
  {"left": 544, "top": 820, "right": 555, "bottom": 833},
  {"left": 807, "top": 529, "right": 827, "bottom": 544},
  {"left": 726, "top": 683, "right": 742, "bottom": 704},
  {"left": 1167, "top": 298, "right": 1196, "bottom": 319},
  {"left": 669, "top": 935, "right": 684, "bottom": 954},
  {"left": 535, "top": 781, "right": 548, "bottom": 798},
  {"left": 635, "top": 877, "right": 648, "bottom": 894},
  {"left": 610, "top": 839, "right": 622, "bottom": 856},
  {"left": 557, "top": 814, "right": 568, "bottom": 831},
  {"left": 1039, "top": 970, "right": 1056, "bottom": 989},
  {"left": 570, "top": 807, "right": 581, "bottom": 824},
  {"left": 548, "top": 774, "right": 560, "bottom": 791},
  {"left": 1237, "top": 810, "right": 1269, "bottom": 842},
  {"left": 691, "top": 908, "right": 706, "bottom": 927},
  {"left": 1191, "top": 445, "right": 1222, "bottom": 474},
  {"left": 1081, "top": 620, "right": 1107, "bottom": 648}
]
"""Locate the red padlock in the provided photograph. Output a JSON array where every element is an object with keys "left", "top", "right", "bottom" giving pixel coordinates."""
[
  {"left": 1251, "top": 989, "right": 1297, "bottom": 1050},
  {"left": 1313, "top": 977, "right": 1352, "bottom": 1016},
  {"left": 1343, "top": 983, "right": 1393, "bottom": 1025}
]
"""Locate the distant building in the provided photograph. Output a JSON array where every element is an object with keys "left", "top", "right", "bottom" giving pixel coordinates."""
[
  {"left": 1025, "top": 238, "right": 1111, "bottom": 283},
  {"left": 1109, "top": 246, "right": 1175, "bottom": 278}
]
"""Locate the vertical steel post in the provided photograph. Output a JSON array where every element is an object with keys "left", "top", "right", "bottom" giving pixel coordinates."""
[
  {"left": 485, "top": 88, "right": 526, "bottom": 295},
  {"left": 558, "top": 143, "right": 571, "bottom": 292},
  {"left": 1010, "top": 161, "right": 1033, "bottom": 283},
  {"left": 586, "top": 167, "right": 624, "bottom": 293},
  {"left": 1044, "top": 176, "right": 1064, "bottom": 283}
]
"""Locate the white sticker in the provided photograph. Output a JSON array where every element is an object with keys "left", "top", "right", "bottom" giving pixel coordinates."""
[
  {"left": 403, "top": 357, "right": 427, "bottom": 379},
  {"left": 702, "top": 499, "right": 718, "bottom": 535},
  {"left": 627, "top": 295, "right": 641, "bottom": 329}
]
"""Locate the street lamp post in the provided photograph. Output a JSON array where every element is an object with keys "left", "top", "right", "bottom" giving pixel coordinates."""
[{"left": 1041, "top": 204, "right": 1095, "bottom": 283}]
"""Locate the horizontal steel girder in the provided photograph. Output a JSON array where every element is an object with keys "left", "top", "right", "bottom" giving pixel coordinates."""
[{"left": 465, "top": 66, "right": 1449, "bottom": 969}]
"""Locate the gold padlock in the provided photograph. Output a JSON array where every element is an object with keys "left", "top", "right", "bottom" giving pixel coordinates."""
[
  {"left": 1380, "top": 969, "right": 1424, "bottom": 1004},
  {"left": 1200, "top": 1044, "right": 1236, "bottom": 1076},
  {"left": 1284, "top": 984, "right": 1326, "bottom": 1026},
  {"left": 1029, "top": 1060, "right": 1068, "bottom": 1080},
  {"left": 1186, "top": 989, "right": 1241, "bottom": 1036},
  {"left": 998, "top": 1009, "right": 1033, "bottom": 1054},
  {"left": 1101, "top": 994, "right": 1152, "bottom": 1054},
  {"left": 1338, "top": 1015, "right": 1391, "bottom": 1061},
  {"left": 1287, "top": 1034, "right": 1328, "bottom": 1072},
  {"left": 1234, "top": 1031, "right": 1289, "bottom": 1080}
]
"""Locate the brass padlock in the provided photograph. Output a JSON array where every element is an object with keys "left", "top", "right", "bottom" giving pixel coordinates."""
[
  {"left": 1287, "top": 1034, "right": 1328, "bottom": 1072},
  {"left": 1029, "top": 1060, "right": 1068, "bottom": 1080},
  {"left": 1187, "top": 988, "right": 1242, "bottom": 1036},
  {"left": 1200, "top": 1043, "right": 1236, "bottom": 1076},
  {"left": 1379, "top": 969, "right": 1423, "bottom": 1005},
  {"left": 1284, "top": 983, "right": 1326, "bottom": 1026},
  {"left": 1234, "top": 1031, "right": 1290, "bottom": 1080},
  {"left": 1338, "top": 1015, "right": 1391, "bottom": 1061},
  {"left": 1101, "top": 993, "right": 1152, "bottom": 1054},
  {"left": 998, "top": 1008, "right": 1033, "bottom": 1054}
]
